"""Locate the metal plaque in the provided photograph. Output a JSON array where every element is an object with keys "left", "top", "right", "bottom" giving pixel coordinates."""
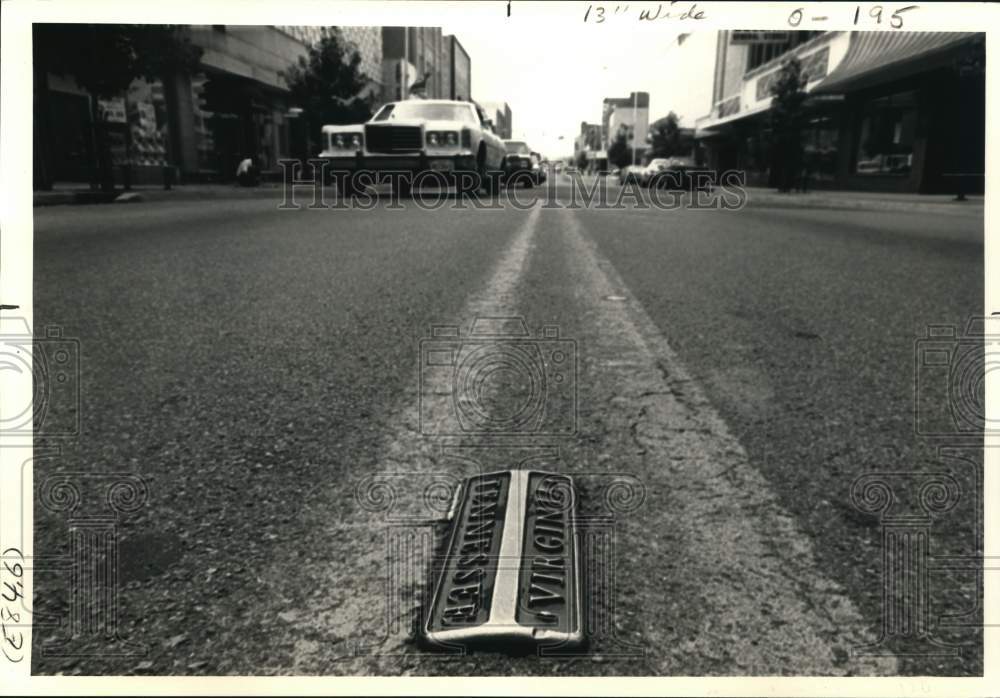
[{"left": 423, "top": 470, "right": 583, "bottom": 650}]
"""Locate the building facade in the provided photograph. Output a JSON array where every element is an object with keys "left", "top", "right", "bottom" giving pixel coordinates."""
[
  {"left": 695, "top": 30, "right": 985, "bottom": 193},
  {"left": 573, "top": 121, "right": 605, "bottom": 172},
  {"left": 447, "top": 35, "right": 472, "bottom": 101},
  {"left": 338, "top": 26, "right": 385, "bottom": 98},
  {"left": 603, "top": 92, "right": 650, "bottom": 166},
  {"left": 34, "top": 25, "right": 386, "bottom": 186},
  {"left": 382, "top": 27, "right": 450, "bottom": 101},
  {"left": 481, "top": 101, "right": 512, "bottom": 139}
]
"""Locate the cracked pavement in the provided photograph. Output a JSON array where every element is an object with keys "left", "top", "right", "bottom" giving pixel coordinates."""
[{"left": 29, "top": 178, "right": 983, "bottom": 675}]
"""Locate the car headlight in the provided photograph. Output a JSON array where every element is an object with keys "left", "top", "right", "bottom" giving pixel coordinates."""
[
  {"left": 426, "top": 131, "right": 460, "bottom": 147},
  {"left": 332, "top": 133, "right": 362, "bottom": 150}
]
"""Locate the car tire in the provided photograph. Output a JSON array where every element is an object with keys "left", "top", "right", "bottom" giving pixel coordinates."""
[{"left": 476, "top": 152, "right": 499, "bottom": 195}]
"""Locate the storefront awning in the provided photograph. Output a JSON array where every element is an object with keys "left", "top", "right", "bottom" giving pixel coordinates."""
[
  {"left": 812, "top": 31, "right": 978, "bottom": 94},
  {"left": 695, "top": 103, "right": 768, "bottom": 139}
]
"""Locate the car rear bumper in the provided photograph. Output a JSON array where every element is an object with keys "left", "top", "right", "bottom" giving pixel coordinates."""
[
  {"left": 320, "top": 151, "right": 478, "bottom": 176},
  {"left": 505, "top": 167, "right": 546, "bottom": 183}
]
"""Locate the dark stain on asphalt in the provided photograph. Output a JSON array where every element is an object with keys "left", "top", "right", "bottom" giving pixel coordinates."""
[{"left": 119, "top": 532, "right": 184, "bottom": 583}]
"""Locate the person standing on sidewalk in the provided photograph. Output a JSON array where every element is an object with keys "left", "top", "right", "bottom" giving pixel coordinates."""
[{"left": 236, "top": 156, "right": 259, "bottom": 187}]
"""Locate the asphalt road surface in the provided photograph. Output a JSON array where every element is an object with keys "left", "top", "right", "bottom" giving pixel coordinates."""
[{"left": 30, "top": 176, "right": 983, "bottom": 676}]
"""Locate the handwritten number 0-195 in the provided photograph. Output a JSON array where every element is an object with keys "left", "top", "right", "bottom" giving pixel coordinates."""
[
  {"left": 788, "top": 7, "right": 803, "bottom": 26},
  {"left": 853, "top": 4, "right": 916, "bottom": 28}
]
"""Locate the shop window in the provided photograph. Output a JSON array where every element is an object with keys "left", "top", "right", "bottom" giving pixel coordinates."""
[
  {"left": 746, "top": 31, "right": 822, "bottom": 72},
  {"left": 803, "top": 115, "right": 838, "bottom": 181},
  {"left": 190, "top": 75, "right": 218, "bottom": 172},
  {"left": 854, "top": 90, "right": 917, "bottom": 175},
  {"left": 125, "top": 79, "right": 169, "bottom": 169}
]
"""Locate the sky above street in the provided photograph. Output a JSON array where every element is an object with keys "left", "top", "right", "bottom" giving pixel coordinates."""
[{"left": 440, "top": 21, "right": 717, "bottom": 159}]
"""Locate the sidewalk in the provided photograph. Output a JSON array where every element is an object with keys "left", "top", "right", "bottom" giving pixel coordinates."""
[
  {"left": 34, "top": 180, "right": 986, "bottom": 217},
  {"left": 743, "top": 186, "right": 984, "bottom": 216},
  {"left": 570, "top": 173, "right": 983, "bottom": 216},
  {"left": 33, "top": 183, "right": 285, "bottom": 207}
]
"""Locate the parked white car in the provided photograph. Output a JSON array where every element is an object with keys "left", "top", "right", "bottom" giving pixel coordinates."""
[{"left": 320, "top": 99, "right": 507, "bottom": 193}]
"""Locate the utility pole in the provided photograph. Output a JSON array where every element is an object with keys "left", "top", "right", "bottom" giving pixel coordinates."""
[
  {"left": 402, "top": 28, "right": 409, "bottom": 99},
  {"left": 631, "top": 91, "right": 638, "bottom": 166}
]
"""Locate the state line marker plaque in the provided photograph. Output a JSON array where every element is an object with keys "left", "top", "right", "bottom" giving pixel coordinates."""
[{"left": 422, "top": 470, "right": 584, "bottom": 651}]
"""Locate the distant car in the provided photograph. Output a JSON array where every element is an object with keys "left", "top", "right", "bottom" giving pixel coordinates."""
[
  {"left": 618, "top": 165, "right": 644, "bottom": 185},
  {"left": 503, "top": 140, "right": 543, "bottom": 187},
  {"left": 531, "top": 151, "right": 548, "bottom": 185},
  {"left": 319, "top": 99, "right": 506, "bottom": 194},
  {"left": 639, "top": 158, "right": 673, "bottom": 187},
  {"left": 647, "top": 156, "right": 709, "bottom": 190}
]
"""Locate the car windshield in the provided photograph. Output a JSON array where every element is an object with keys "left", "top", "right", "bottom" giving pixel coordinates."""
[
  {"left": 371, "top": 102, "right": 477, "bottom": 124},
  {"left": 505, "top": 141, "right": 531, "bottom": 154}
]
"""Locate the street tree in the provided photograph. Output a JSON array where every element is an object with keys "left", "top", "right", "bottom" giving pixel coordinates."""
[
  {"left": 283, "top": 30, "right": 376, "bottom": 155},
  {"left": 769, "top": 56, "right": 809, "bottom": 192},
  {"left": 34, "top": 24, "right": 203, "bottom": 191},
  {"left": 607, "top": 129, "right": 632, "bottom": 170},
  {"left": 648, "top": 112, "right": 684, "bottom": 158}
]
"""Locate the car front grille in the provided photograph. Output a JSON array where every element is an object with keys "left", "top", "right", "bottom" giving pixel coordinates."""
[{"left": 365, "top": 125, "right": 423, "bottom": 153}]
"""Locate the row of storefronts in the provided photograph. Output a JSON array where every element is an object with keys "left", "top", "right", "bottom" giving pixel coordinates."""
[
  {"left": 33, "top": 25, "right": 472, "bottom": 188},
  {"left": 34, "top": 26, "right": 351, "bottom": 187},
  {"left": 694, "top": 31, "right": 985, "bottom": 194}
]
